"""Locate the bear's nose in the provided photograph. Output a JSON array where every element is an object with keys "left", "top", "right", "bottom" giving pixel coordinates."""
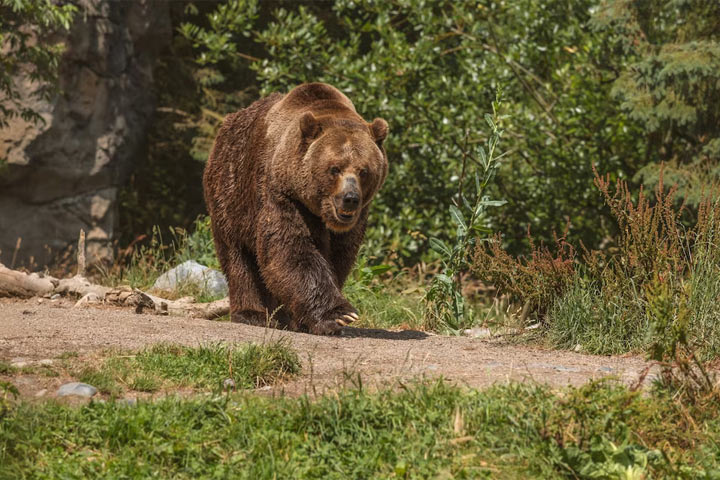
[{"left": 342, "top": 191, "right": 360, "bottom": 212}]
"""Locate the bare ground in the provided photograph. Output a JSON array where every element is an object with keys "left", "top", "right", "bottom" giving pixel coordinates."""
[{"left": 0, "top": 298, "right": 654, "bottom": 398}]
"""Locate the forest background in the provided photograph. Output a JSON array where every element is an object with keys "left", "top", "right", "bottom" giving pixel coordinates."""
[
  {"left": 134, "top": 0, "right": 720, "bottom": 266},
  {"left": 3, "top": 0, "right": 718, "bottom": 264}
]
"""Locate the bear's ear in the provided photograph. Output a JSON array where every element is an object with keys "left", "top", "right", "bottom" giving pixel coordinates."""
[
  {"left": 370, "top": 118, "right": 388, "bottom": 147},
  {"left": 299, "top": 112, "right": 322, "bottom": 140}
]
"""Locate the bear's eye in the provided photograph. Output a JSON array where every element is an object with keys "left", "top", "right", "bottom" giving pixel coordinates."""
[
  {"left": 359, "top": 168, "right": 369, "bottom": 178},
  {"left": 330, "top": 166, "right": 341, "bottom": 176}
]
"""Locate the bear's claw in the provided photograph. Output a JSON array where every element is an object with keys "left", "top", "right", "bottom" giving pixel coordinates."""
[{"left": 335, "top": 312, "right": 358, "bottom": 327}]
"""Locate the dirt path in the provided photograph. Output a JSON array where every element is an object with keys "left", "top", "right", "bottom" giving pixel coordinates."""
[{"left": 0, "top": 298, "right": 653, "bottom": 396}]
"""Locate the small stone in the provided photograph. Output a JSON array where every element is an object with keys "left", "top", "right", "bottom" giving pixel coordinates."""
[
  {"left": 573, "top": 344, "right": 582, "bottom": 353},
  {"left": 38, "top": 359, "right": 54, "bottom": 366},
  {"left": 34, "top": 389, "right": 48, "bottom": 397},
  {"left": 57, "top": 382, "right": 98, "bottom": 398},
  {"left": 50, "top": 294, "right": 61, "bottom": 300},
  {"left": 223, "top": 378, "right": 236, "bottom": 390},
  {"left": 37, "top": 298, "right": 44, "bottom": 304}
]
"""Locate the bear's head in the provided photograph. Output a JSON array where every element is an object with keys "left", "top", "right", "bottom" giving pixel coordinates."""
[{"left": 298, "top": 112, "right": 388, "bottom": 233}]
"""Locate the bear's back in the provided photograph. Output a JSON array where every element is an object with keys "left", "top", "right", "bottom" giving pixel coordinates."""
[
  {"left": 203, "top": 92, "right": 284, "bottom": 246},
  {"left": 281, "top": 83, "right": 356, "bottom": 113}
]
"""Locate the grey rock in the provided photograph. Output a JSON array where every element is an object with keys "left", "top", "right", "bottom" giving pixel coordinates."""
[
  {"left": 223, "top": 378, "right": 236, "bottom": 390},
  {"left": 153, "top": 260, "right": 228, "bottom": 297},
  {"left": 57, "top": 382, "right": 98, "bottom": 398},
  {"left": 463, "top": 327, "right": 492, "bottom": 339}
]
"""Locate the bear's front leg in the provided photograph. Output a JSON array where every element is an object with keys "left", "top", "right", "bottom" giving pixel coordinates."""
[{"left": 256, "top": 198, "right": 358, "bottom": 335}]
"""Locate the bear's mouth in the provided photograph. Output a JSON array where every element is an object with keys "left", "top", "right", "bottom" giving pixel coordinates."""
[
  {"left": 324, "top": 202, "right": 358, "bottom": 232},
  {"left": 337, "top": 210, "right": 354, "bottom": 222}
]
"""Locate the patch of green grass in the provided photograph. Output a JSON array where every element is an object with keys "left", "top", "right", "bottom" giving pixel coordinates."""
[
  {"left": 344, "top": 279, "right": 424, "bottom": 330},
  {"left": 0, "top": 380, "right": 718, "bottom": 478},
  {"left": 75, "top": 341, "right": 300, "bottom": 396},
  {"left": 76, "top": 366, "right": 123, "bottom": 397},
  {"left": 343, "top": 260, "right": 425, "bottom": 330},
  {"left": 547, "top": 280, "right": 649, "bottom": 355}
]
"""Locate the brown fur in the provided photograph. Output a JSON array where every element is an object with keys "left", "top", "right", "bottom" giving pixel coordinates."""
[{"left": 203, "top": 83, "right": 389, "bottom": 335}]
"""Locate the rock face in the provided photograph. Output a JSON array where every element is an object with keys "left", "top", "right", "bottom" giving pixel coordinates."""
[{"left": 0, "top": 0, "right": 170, "bottom": 268}]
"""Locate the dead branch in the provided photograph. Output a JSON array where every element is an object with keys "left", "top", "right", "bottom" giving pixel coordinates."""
[{"left": 77, "top": 229, "right": 86, "bottom": 277}]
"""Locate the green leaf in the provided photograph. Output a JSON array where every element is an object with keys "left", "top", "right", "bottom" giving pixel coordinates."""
[
  {"left": 449, "top": 205, "right": 466, "bottom": 230},
  {"left": 479, "top": 199, "right": 508, "bottom": 207},
  {"left": 368, "top": 264, "right": 392, "bottom": 275},
  {"left": 429, "top": 237, "right": 452, "bottom": 257},
  {"left": 484, "top": 113, "right": 495, "bottom": 129}
]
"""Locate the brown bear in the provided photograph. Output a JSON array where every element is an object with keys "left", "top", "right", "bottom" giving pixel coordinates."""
[{"left": 203, "top": 83, "right": 389, "bottom": 335}]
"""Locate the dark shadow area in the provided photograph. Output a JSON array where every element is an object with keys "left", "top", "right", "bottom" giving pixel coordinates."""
[{"left": 339, "top": 327, "right": 429, "bottom": 340}]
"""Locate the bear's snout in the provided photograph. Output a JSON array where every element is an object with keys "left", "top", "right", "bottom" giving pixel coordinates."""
[
  {"left": 342, "top": 191, "right": 360, "bottom": 212},
  {"left": 335, "top": 175, "right": 361, "bottom": 219}
]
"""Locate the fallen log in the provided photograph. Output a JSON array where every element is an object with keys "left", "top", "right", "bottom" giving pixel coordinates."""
[
  {"left": 0, "top": 263, "right": 56, "bottom": 297},
  {"left": 0, "top": 231, "right": 230, "bottom": 320}
]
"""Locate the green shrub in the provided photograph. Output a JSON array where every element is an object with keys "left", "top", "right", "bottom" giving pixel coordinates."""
[{"left": 177, "top": 0, "right": 648, "bottom": 264}]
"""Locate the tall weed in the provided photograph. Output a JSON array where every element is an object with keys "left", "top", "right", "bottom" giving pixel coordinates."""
[
  {"left": 424, "top": 93, "right": 506, "bottom": 332},
  {"left": 476, "top": 165, "right": 720, "bottom": 359}
]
